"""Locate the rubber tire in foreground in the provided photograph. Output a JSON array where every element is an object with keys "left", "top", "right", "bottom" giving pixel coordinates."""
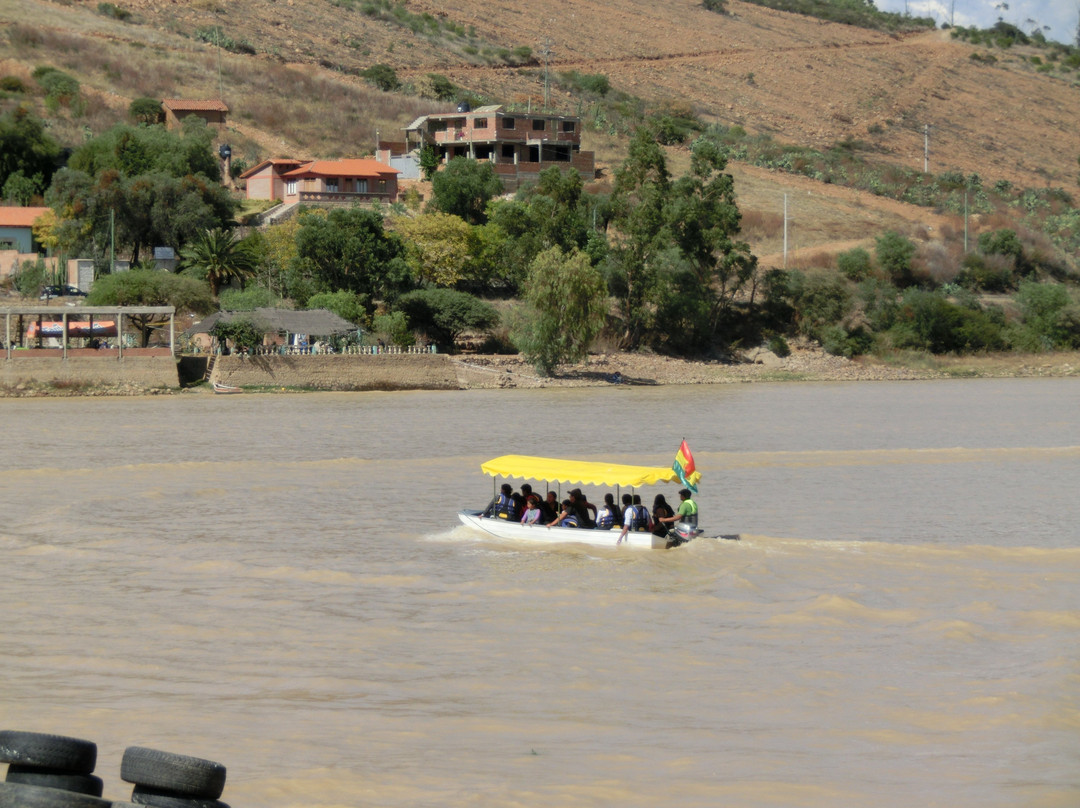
[
  {"left": 120, "top": 748, "right": 226, "bottom": 800},
  {"left": 129, "top": 786, "right": 230, "bottom": 808},
  {"left": 6, "top": 766, "right": 104, "bottom": 797},
  {"left": 0, "top": 781, "right": 112, "bottom": 808},
  {"left": 0, "top": 732, "right": 97, "bottom": 775}
]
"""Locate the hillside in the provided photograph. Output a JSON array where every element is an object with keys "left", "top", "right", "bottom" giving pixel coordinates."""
[{"left": 2, "top": 0, "right": 1080, "bottom": 266}]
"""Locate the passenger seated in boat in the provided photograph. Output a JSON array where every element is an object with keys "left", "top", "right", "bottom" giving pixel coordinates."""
[
  {"left": 483, "top": 483, "right": 517, "bottom": 520},
  {"left": 595, "top": 493, "right": 618, "bottom": 530},
  {"left": 542, "top": 490, "right": 560, "bottom": 522},
  {"left": 651, "top": 494, "right": 674, "bottom": 538},
  {"left": 520, "top": 495, "right": 543, "bottom": 525},
  {"left": 632, "top": 494, "right": 652, "bottom": 531},
  {"left": 616, "top": 493, "right": 651, "bottom": 544},
  {"left": 548, "top": 499, "right": 580, "bottom": 528},
  {"left": 568, "top": 489, "right": 595, "bottom": 528}
]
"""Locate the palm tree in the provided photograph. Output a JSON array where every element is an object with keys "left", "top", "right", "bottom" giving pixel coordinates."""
[{"left": 179, "top": 227, "right": 258, "bottom": 296}]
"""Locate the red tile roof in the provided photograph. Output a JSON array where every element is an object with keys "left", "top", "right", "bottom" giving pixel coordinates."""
[
  {"left": 162, "top": 99, "right": 229, "bottom": 112},
  {"left": 0, "top": 206, "right": 51, "bottom": 228},
  {"left": 282, "top": 159, "right": 400, "bottom": 179},
  {"left": 238, "top": 158, "right": 305, "bottom": 179}
]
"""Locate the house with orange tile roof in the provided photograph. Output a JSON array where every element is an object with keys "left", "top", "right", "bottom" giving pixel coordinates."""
[
  {"left": 0, "top": 206, "right": 50, "bottom": 253},
  {"left": 239, "top": 158, "right": 400, "bottom": 205},
  {"left": 161, "top": 99, "right": 229, "bottom": 129}
]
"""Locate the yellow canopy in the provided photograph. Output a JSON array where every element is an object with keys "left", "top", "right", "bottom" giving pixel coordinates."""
[{"left": 480, "top": 455, "right": 682, "bottom": 488}]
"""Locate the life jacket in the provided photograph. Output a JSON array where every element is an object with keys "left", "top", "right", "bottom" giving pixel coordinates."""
[
  {"left": 631, "top": 505, "right": 649, "bottom": 531},
  {"left": 560, "top": 513, "right": 580, "bottom": 528},
  {"left": 679, "top": 499, "right": 699, "bottom": 527},
  {"left": 596, "top": 506, "right": 616, "bottom": 530},
  {"left": 494, "top": 492, "right": 515, "bottom": 520}
]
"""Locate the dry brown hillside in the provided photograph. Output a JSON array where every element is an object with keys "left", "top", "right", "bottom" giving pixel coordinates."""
[{"left": 3, "top": 0, "right": 1079, "bottom": 265}]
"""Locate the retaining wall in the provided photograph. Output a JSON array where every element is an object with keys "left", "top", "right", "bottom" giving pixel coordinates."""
[
  {"left": 211, "top": 353, "right": 459, "bottom": 390},
  {"left": 1, "top": 352, "right": 180, "bottom": 389}
]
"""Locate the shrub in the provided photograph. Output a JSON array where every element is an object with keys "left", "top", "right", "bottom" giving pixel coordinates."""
[
  {"left": 128, "top": 96, "right": 162, "bottom": 124},
  {"left": 875, "top": 231, "right": 917, "bottom": 287},
  {"left": 767, "top": 334, "right": 790, "bottom": 357},
  {"left": 791, "top": 271, "right": 854, "bottom": 340},
  {"left": 0, "top": 76, "right": 27, "bottom": 93},
  {"left": 372, "top": 311, "right": 413, "bottom": 347},
  {"left": 703, "top": 0, "right": 726, "bottom": 11},
  {"left": 395, "top": 288, "right": 498, "bottom": 351},
  {"left": 360, "top": 63, "right": 399, "bottom": 92},
  {"left": 97, "top": 3, "right": 132, "bottom": 20},
  {"left": 955, "top": 253, "right": 1014, "bottom": 292},
  {"left": 836, "top": 247, "right": 872, "bottom": 281},
  {"left": 888, "top": 289, "right": 1006, "bottom": 353}
]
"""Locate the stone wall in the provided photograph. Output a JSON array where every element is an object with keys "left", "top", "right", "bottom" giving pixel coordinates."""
[
  {"left": 212, "top": 353, "right": 459, "bottom": 390},
  {"left": 1, "top": 354, "right": 180, "bottom": 389}
]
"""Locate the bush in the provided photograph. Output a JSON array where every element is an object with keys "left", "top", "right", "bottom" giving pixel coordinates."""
[
  {"left": 306, "top": 289, "right": 369, "bottom": 326},
  {"left": 395, "top": 288, "right": 498, "bottom": 351},
  {"left": 875, "top": 231, "right": 917, "bottom": 287},
  {"left": 836, "top": 247, "right": 872, "bottom": 281},
  {"left": 766, "top": 334, "right": 790, "bottom": 357},
  {"left": 0, "top": 76, "right": 27, "bottom": 93},
  {"left": 128, "top": 96, "right": 162, "bottom": 124},
  {"left": 360, "top": 63, "right": 399, "bottom": 92},
  {"left": 791, "top": 270, "right": 854, "bottom": 340},
  {"left": 97, "top": 3, "right": 132, "bottom": 20},
  {"left": 888, "top": 288, "right": 1006, "bottom": 353},
  {"left": 955, "top": 253, "right": 1014, "bottom": 292}
]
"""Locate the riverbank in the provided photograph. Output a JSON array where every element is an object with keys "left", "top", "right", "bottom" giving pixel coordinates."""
[
  {"left": 1, "top": 341, "right": 1078, "bottom": 396},
  {"left": 450, "top": 341, "right": 1080, "bottom": 389}
]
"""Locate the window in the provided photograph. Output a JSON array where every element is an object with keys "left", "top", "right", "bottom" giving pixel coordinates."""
[
  {"left": 325, "top": 179, "right": 339, "bottom": 193},
  {"left": 285, "top": 180, "right": 297, "bottom": 195},
  {"left": 532, "top": 118, "right": 546, "bottom": 131},
  {"left": 357, "top": 179, "right": 368, "bottom": 194},
  {"left": 430, "top": 120, "right": 447, "bottom": 132},
  {"left": 562, "top": 120, "right": 575, "bottom": 132},
  {"left": 501, "top": 144, "right": 516, "bottom": 159},
  {"left": 502, "top": 117, "right": 516, "bottom": 130},
  {"left": 379, "top": 180, "right": 386, "bottom": 191},
  {"left": 474, "top": 118, "right": 488, "bottom": 129}
]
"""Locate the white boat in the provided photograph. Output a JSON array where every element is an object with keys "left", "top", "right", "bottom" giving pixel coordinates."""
[{"left": 458, "top": 453, "right": 705, "bottom": 550}]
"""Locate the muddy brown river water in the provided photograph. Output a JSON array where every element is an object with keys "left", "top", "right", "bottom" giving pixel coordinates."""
[{"left": 2, "top": 379, "right": 1078, "bottom": 807}]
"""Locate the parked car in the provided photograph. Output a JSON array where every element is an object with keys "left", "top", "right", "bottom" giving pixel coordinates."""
[{"left": 40, "top": 285, "right": 87, "bottom": 299}]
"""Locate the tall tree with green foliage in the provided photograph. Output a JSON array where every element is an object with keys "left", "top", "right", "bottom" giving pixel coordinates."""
[
  {"left": 608, "top": 129, "right": 671, "bottom": 349},
  {"left": 514, "top": 247, "right": 608, "bottom": 375},
  {"left": 292, "top": 208, "right": 410, "bottom": 308},
  {"left": 665, "top": 135, "right": 757, "bottom": 346},
  {"left": 179, "top": 228, "right": 260, "bottom": 296},
  {"left": 393, "top": 211, "right": 478, "bottom": 287},
  {"left": 428, "top": 157, "right": 503, "bottom": 225},
  {"left": 0, "top": 106, "right": 61, "bottom": 195},
  {"left": 396, "top": 288, "right": 498, "bottom": 351}
]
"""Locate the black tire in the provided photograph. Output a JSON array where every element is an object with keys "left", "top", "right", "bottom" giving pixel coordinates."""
[
  {"left": 120, "top": 748, "right": 225, "bottom": 800},
  {"left": 6, "top": 767, "right": 104, "bottom": 797},
  {"left": 0, "top": 781, "right": 112, "bottom": 808},
  {"left": 0, "top": 732, "right": 97, "bottom": 775},
  {"left": 129, "top": 787, "right": 230, "bottom": 808}
]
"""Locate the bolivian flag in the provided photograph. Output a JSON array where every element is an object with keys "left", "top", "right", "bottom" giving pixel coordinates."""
[{"left": 673, "top": 439, "right": 701, "bottom": 492}]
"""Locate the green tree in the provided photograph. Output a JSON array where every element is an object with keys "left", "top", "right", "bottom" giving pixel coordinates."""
[
  {"left": 0, "top": 106, "right": 61, "bottom": 194},
  {"left": 1012, "top": 281, "right": 1080, "bottom": 350},
  {"left": 395, "top": 288, "right": 498, "bottom": 351},
  {"left": 179, "top": 228, "right": 260, "bottom": 296},
  {"left": 666, "top": 135, "right": 757, "bottom": 344},
  {"left": 2, "top": 169, "right": 42, "bottom": 205},
  {"left": 306, "top": 290, "right": 369, "bottom": 327},
  {"left": 419, "top": 146, "right": 440, "bottom": 182},
  {"left": 292, "top": 208, "right": 410, "bottom": 306},
  {"left": 608, "top": 129, "right": 671, "bottom": 348},
  {"left": 428, "top": 157, "right": 503, "bottom": 225},
  {"left": 128, "top": 97, "right": 163, "bottom": 125},
  {"left": 875, "top": 231, "right": 918, "bottom": 287},
  {"left": 837, "top": 247, "right": 873, "bottom": 281},
  {"left": 86, "top": 269, "right": 214, "bottom": 346},
  {"left": 393, "top": 211, "right": 478, "bottom": 287},
  {"left": 514, "top": 247, "right": 607, "bottom": 374},
  {"left": 68, "top": 122, "right": 220, "bottom": 182}
]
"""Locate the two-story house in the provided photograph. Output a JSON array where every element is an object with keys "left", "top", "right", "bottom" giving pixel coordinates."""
[{"left": 404, "top": 105, "right": 595, "bottom": 192}]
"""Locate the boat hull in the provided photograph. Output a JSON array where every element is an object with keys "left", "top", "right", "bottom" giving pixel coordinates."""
[{"left": 457, "top": 511, "right": 673, "bottom": 549}]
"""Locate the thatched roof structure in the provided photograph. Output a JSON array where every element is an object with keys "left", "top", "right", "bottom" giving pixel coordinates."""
[{"left": 184, "top": 308, "right": 357, "bottom": 338}]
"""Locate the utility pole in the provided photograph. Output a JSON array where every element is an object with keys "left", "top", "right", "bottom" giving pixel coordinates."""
[
  {"left": 540, "top": 38, "right": 554, "bottom": 110},
  {"left": 924, "top": 124, "right": 930, "bottom": 173},
  {"left": 783, "top": 193, "right": 788, "bottom": 269},
  {"left": 963, "top": 190, "right": 969, "bottom": 253},
  {"left": 109, "top": 208, "right": 115, "bottom": 275}
]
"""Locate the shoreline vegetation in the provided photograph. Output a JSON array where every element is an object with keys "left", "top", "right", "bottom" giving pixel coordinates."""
[{"left": 2, "top": 342, "right": 1078, "bottom": 397}]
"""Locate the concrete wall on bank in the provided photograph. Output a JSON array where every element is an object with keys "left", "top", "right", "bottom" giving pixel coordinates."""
[
  {"left": 212, "top": 353, "right": 459, "bottom": 390},
  {"left": 1, "top": 353, "right": 180, "bottom": 389}
]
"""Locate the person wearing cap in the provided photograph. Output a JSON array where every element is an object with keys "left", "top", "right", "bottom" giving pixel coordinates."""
[{"left": 658, "top": 488, "right": 698, "bottom": 529}]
